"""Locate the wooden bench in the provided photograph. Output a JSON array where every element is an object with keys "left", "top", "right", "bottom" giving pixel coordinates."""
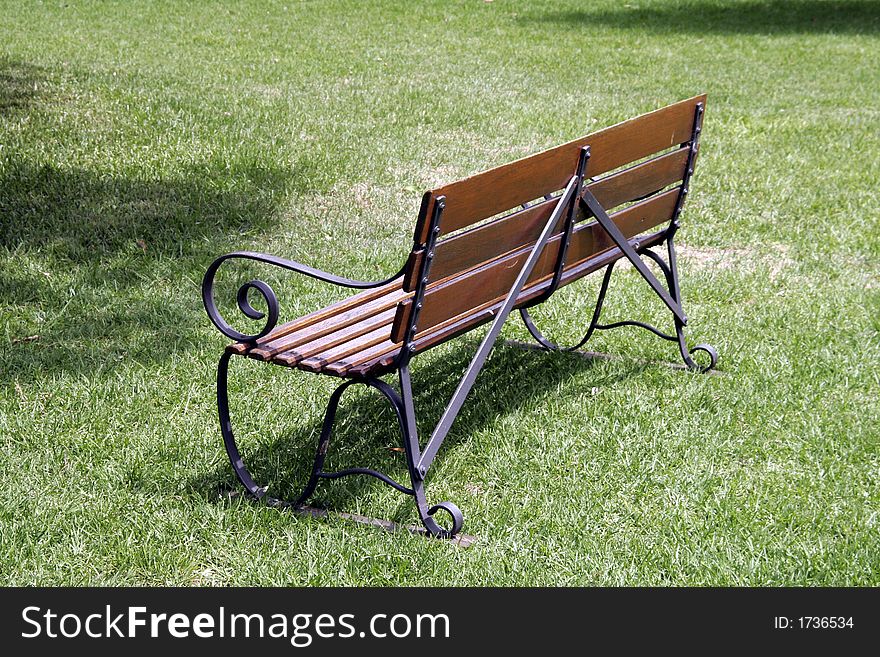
[{"left": 202, "top": 95, "right": 718, "bottom": 538}]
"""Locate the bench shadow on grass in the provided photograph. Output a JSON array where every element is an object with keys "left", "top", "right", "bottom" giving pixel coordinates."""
[
  {"left": 522, "top": 0, "right": 880, "bottom": 35},
  {"left": 0, "top": 59, "right": 311, "bottom": 383},
  {"left": 190, "top": 339, "right": 647, "bottom": 529}
]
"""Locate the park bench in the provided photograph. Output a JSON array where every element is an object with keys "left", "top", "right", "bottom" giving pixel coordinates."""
[{"left": 202, "top": 94, "right": 718, "bottom": 538}]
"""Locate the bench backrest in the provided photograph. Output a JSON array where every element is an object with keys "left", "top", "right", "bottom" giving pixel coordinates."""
[{"left": 391, "top": 94, "right": 706, "bottom": 347}]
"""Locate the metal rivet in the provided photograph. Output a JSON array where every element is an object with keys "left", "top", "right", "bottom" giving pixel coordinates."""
[
  {"left": 422, "top": 277, "right": 428, "bottom": 285},
  {"left": 416, "top": 302, "right": 423, "bottom": 310}
]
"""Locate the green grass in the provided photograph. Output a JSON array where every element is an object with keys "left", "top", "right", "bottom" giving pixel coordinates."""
[{"left": 1, "top": 0, "right": 878, "bottom": 585}]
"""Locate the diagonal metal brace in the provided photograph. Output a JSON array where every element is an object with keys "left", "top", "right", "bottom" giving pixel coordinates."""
[
  {"left": 580, "top": 188, "right": 687, "bottom": 324},
  {"left": 415, "top": 175, "right": 581, "bottom": 478}
]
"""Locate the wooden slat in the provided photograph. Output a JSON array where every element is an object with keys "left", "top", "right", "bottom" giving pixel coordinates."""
[
  {"left": 393, "top": 187, "right": 680, "bottom": 342},
  {"left": 295, "top": 325, "right": 392, "bottom": 372},
  {"left": 402, "top": 247, "right": 424, "bottom": 292},
  {"left": 227, "top": 278, "right": 403, "bottom": 355},
  {"left": 589, "top": 145, "right": 689, "bottom": 212},
  {"left": 248, "top": 291, "right": 403, "bottom": 360},
  {"left": 408, "top": 195, "right": 562, "bottom": 293},
  {"left": 414, "top": 95, "right": 704, "bottom": 242},
  {"left": 324, "top": 339, "right": 401, "bottom": 377},
  {"left": 402, "top": 146, "right": 689, "bottom": 292},
  {"left": 263, "top": 307, "right": 396, "bottom": 365}
]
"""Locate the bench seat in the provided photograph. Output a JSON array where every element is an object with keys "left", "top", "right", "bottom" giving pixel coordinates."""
[{"left": 227, "top": 227, "right": 669, "bottom": 378}]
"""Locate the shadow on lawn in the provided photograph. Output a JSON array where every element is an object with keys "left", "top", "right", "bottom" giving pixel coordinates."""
[
  {"left": 522, "top": 0, "right": 880, "bottom": 35},
  {"left": 0, "top": 59, "right": 45, "bottom": 114},
  {"left": 0, "top": 156, "right": 298, "bottom": 381},
  {"left": 0, "top": 59, "right": 315, "bottom": 382},
  {"left": 190, "top": 340, "right": 644, "bottom": 526}
]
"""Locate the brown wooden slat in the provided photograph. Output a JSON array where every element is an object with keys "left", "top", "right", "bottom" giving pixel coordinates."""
[
  {"left": 393, "top": 187, "right": 680, "bottom": 342},
  {"left": 416, "top": 195, "right": 562, "bottom": 291},
  {"left": 402, "top": 196, "right": 557, "bottom": 294},
  {"left": 324, "top": 339, "right": 401, "bottom": 376},
  {"left": 294, "top": 325, "right": 392, "bottom": 372},
  {"left": 227, "top": 278, "right": 403, "bottom": 355},
  {"left": 264, "top": 307, "right": 396, "bottom": 365},
  {"left": 248, "top": 290, "right": 404, "bottom": 360},
  {"left": 414, "top": 95, "right": 704, "bottom": 242},
  {"left": 401, "top": 238, "right": 564, "bottom": 342},
  {"left": 589, "top": 145, "right": 689, "bottom": 212},
  {"left": 401, "top": 146, "right": 689, "bottom": 293},
  {"left": 402, "top": 247, "right": 424, "bottom": 292}
]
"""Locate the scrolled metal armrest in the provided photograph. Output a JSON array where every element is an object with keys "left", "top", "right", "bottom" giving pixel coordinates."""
[{"left": 201, "top": 250, "right": 404, "bottom": 343}]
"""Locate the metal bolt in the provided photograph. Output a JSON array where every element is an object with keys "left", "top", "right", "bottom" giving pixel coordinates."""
[
  {"left": 416, "top": 302, "right": 423, "bottom": 310},
  {"left": 419, "top": 466, "right": 427, "bottom": 477}
]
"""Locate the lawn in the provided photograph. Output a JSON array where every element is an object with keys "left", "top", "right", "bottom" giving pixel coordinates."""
[{"left": 1, "top": 0, "right": 878, "bottom": 585}]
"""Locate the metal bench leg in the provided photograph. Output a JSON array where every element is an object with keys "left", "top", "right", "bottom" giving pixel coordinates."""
[
  {"left": 217, "top": 350, "right": 357, "bottom": 508},
  {"left": 519, "top": 260, "right": 617, "bottom": 352},
  {"left": 217, "top": 350, "right": 272, "bottom": 502},
  {"left": 642, "top": 237, "right": 718, "bottom": 372},
  {"left": 518, "top": 238, "right": 718, "bottom": 372},
  {"left": 397, "top": 366, "right": 464, "bottom": 539},
  {"left": 217, "top": 351, "right": 463, "bottom": 537}
]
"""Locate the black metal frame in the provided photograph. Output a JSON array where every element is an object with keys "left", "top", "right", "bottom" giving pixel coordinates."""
[
  {"left": 202, "top": 103, "right": 716, "bottom": 539},
  {"left": 519, "top": 102, "right": 718, "bottom": 372}
]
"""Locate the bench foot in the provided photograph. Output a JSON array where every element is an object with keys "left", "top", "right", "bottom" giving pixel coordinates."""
[
  {"left": 216, "top": 352, "right": 464, "bottom": 538},
  {"left": 519, "top": 237, "right": 718, "bottom": 373}
]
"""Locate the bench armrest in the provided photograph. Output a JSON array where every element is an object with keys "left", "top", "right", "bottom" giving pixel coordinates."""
[{"left": 202, "top": 250, "right": 404, "bottom": 343}]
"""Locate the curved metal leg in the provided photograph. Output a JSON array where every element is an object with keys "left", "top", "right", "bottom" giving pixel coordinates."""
[
  {"left": 642, "top": 246, "right": 718, "bottom": 373},
  {"left": 217, "top": 352, "right": 463, "bottom": 538},
  {"left": 393, "top": 368, "right": 463, "bottom": 539},
  {"left": 517, "top": 243, "right": 717, "bottom": 372},
  {"left": 218, "top": 350, "right": 270, "bottom": 501},
  {"left": 519, "top": 261, "right": 616, "bottom": 352},
  {"left": 217, "top": 350, "right": 360, "bottom": 508}
]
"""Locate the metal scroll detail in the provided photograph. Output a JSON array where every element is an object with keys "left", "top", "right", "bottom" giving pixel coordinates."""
[{"left": 201, "top": 250, "right": 406, "bottom": 343}]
